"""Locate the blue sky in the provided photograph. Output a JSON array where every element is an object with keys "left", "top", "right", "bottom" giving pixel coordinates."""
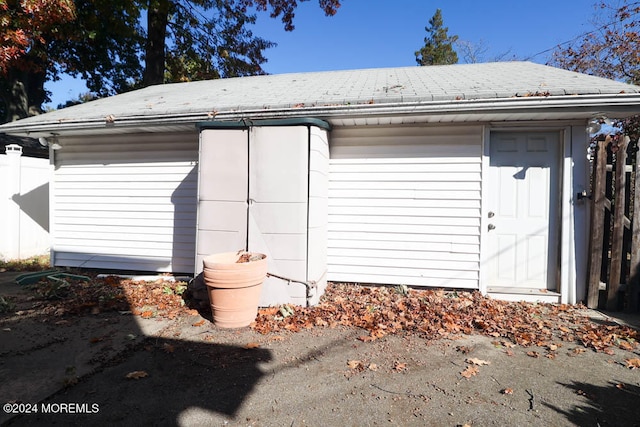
[{"left": 44, "top": 0, "right": 599, "bottom": 107}]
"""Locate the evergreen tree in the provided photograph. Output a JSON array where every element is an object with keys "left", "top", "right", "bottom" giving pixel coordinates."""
[{"left": 415, "top": 9, "right": 458, "bottom": 66}]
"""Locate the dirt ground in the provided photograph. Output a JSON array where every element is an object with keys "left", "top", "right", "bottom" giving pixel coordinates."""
[{"left": 1, "top": 271, "right": 640, "bottom": 427}]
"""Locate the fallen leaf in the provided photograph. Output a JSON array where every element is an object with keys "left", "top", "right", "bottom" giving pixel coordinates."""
[
  {"left": 461, "top": 366, "right": 479, "bottom": 378},
  {"left": 625, "top": 358, "right": 640, "bottom": 369},
  {"left": 162, "top": 343, "right": 175, "bottom": 353},
  {"left": 192, "top": 319, "right": 206, "bottom": 327},
  {"left": 466, "top": 358, "right": 490, "bottom": 366},
  {"left": 394, "top": 362, "right": 407, "bottom": 372},
  {"left": 347, "top": 360, "right": 363, "bottom": 370},
  {"left": 456, "top": 346, "right": 473, "bottom": 354},
  {"left": 576, "top": 389, "right": 597, "bottom": 400},
  {"left": 141, "top": 310, "right": 154, "bottom": 319},
  {"left": 501, "top": 388, "right": 514, "bottom": 395},
  {"left": 368, "top": 363, "right": 378, "bottom": 371},
  {"left": 315, "top": 317, "right": 328, "bottom": 326},
  {"left": 245, "top": 342, "right": 261, "bottom": 349},
  {"left": 125, "top": 371, "right": 148, "bottom": 380},
  {"left": 618, "top": 340, "right": 635, "bottom": 351},
  {"left": 526, "top": 351, "right": 539, "bottom": 358}
]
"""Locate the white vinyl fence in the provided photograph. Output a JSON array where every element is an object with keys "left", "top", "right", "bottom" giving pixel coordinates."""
[{"left": 0, "top": 144, "right": 50, "bottom": 260}]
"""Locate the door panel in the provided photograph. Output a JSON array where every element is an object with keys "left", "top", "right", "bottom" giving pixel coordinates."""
[
  {"left": 487, "top": 132, "right": 560, "bottom": 290},
  {"left": 196, "top": 129, "right": 248, "bottom": 270}
]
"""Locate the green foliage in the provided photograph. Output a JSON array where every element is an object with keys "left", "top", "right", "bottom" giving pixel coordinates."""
[
  {"left": 162, "top": 283, "right": 186, "bottom": 295},
  {"left": 51, "top": 0, "right": 144, "bottom": 96},
  {"left": 0, "top": 0, "right": 143, "bottom": 122},
  {"left": 0, "top": 0, "right": 77, "bottom": 122},
  {"left": 415, "top": 9, "right": 459, "bottom": 66},
  {"left": 55, "top": 92, "right": 100, "bottom": 109},
  {"left": 35, "top": 278, "right": 71, "bottom": 300},
  {"left": 0, "top": 0, "right": 342, "bottom": 121},
  {"left": 161, "top": 0, "right": 276, "bottom": 83}
]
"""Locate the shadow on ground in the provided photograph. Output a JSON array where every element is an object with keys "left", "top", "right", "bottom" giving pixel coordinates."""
[
  {"left": 0, "top": 271, "right": 272, "bottom": 426},
  {"left": 8, "top": 338, "right": 273, "bottom": 426},
  {"left": 543, "top": 381, "right": 640, "bottom": 427},
  {"left": 3, "top": 270, "right": 640, "bottom": 426}
]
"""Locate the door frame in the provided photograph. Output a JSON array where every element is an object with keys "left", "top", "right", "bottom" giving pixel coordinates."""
[{"left": 479, "top": 125, "right": 574, "bottom": 303}]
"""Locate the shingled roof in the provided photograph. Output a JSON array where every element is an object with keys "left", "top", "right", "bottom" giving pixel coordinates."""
[{"left": 2, "top": 62, "right": 640, "bottom": 136}]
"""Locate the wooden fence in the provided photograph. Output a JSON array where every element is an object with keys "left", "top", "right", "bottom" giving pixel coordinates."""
[{"left": 587, "top": 135, "right": 640, "bottom": 312}]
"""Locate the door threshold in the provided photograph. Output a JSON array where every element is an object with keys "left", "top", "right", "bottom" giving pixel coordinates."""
[{"left": 487, "top": 287, "right": 561, "bottom": 303}]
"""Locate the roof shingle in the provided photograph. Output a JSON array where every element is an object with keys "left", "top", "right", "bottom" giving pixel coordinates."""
[{"left": 3, "top": 61, "right": 640, "bottom": 130}]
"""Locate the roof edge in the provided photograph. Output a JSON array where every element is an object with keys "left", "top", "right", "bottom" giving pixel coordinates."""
[
  {"left": 3, "top": 93, "right": 640, "bottom": 136},
  {"left": 196, "top": 117, "right": 331, "bottom": 130}
]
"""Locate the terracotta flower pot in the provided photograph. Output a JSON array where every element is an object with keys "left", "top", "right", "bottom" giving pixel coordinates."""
[{"left": 202, "top": 251, "right": 267, "bottom": 328}]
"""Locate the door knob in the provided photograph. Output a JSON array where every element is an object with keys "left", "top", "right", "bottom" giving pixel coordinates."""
[
  {"left": 488, "top": 211, "right": 495, "bottom": 218},
  {"left": 488, "top": 223, "right": 496, "bottom": 231}
]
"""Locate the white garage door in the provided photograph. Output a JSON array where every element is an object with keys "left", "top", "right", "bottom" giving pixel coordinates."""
[{"left": 328, "top": 125, "right": 483, "bottom": 289}]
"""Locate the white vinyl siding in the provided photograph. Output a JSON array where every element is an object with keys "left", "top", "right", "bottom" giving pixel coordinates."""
[
  {"left": 328, "top": 125, "right": 483, "bottom": 289},
  {"left": 52, "top": 132, "right": 198, "bottom": 273}
]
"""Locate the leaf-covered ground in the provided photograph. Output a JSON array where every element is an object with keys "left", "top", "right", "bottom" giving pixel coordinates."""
[
  {"left": 0, "top": 255, "right": 50, "bottom": 272},
  {"left": 4, "top": 273, "right": 640, "bottom": 426},
  {"left": 13, "top": 274, "right": 194, "bottom": 320},
  {"left": 252, "top": 284, "right": 638, "bottom": 355},
  {"left": 10, "top": 276, "right": 640, "bottom": 356}
]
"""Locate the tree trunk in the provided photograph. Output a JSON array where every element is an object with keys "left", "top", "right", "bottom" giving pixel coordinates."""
[
  {"left": 143, "top": 0, "right": 170, "bottom": 87},
  {"left": 1, "top": 67, "right": 47, "bottom": 124}
]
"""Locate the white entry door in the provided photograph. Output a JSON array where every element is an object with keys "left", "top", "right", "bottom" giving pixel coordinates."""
[{"left": 486, "top": 132, "right": 560, "bottom": 290}]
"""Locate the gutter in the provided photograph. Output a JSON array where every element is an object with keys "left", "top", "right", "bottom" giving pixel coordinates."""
[{"left": 3, "top": 93, "right": 640, "bottom": 136}]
